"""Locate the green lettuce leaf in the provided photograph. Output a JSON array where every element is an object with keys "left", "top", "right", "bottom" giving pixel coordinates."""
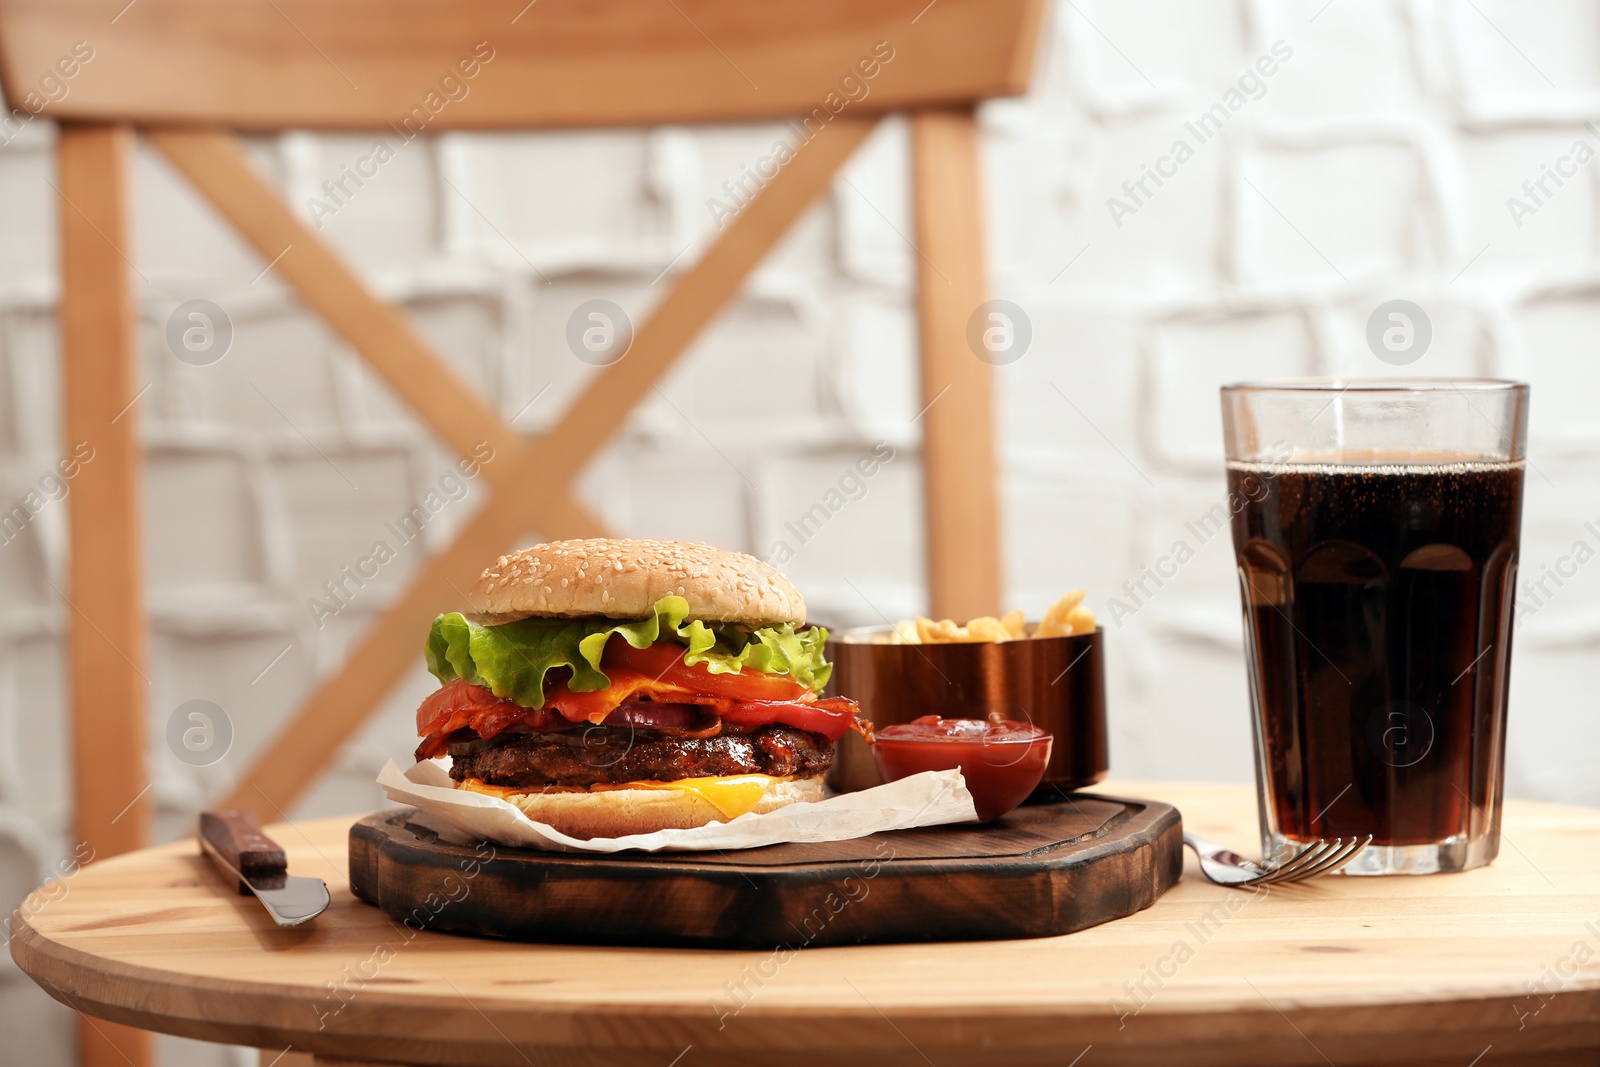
[
  {"left": 680, "top": 620, "right": 833, "bottom": 693},
  {"left": 425, "top": 595, "right": 832, "bottom": 708}
]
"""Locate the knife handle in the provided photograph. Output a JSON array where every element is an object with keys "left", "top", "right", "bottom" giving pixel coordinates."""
[{"left": 199, "top": 810, "right": 286, "bottom": 895}]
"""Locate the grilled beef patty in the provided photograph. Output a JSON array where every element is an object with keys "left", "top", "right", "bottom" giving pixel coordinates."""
[{"left": 448, "top": 724, "right": 833, "bottom": 788}]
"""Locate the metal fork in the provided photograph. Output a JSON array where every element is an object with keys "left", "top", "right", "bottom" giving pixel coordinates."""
[{"left": 1183, "top": 831, "right": 1372, "bottom": 887}]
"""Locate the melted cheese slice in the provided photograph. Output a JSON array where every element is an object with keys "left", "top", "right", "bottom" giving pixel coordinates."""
[
  {"left": 459, "top": 774, "right": 779, "bottom": 821},
  {"left": 458, "top": 778, "right": 536, "bottom": 800},
  {"left": 614, "top": 774, "right": 776, "bottom": 820}
]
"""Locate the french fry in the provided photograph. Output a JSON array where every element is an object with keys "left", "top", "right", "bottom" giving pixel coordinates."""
[
  {"left": 1036, "top": 590, "right": 1093, "bottom": 638},
  {"left": 1041, "top": 590, "right": 1086, "bottom": 626},
  {"left": 965, "top": 616, "right": 1011, "bottom": 642},
  {"left": 888, "top": 618, "right": 920, "bottom": 644},
  {"left": 916, "top": 616, "right": 962, "bottom": 643},
  {"left": 868, "top": 590, "right": 1096, "bottom": 644}
]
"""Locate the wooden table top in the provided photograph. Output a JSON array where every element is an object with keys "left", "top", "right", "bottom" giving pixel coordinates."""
[{"left": 11, "top": 782, "right": 1600, "bottom": 1067}]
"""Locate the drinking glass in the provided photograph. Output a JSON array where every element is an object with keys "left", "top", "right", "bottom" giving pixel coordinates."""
[{"left": 1221, "top": 379, "right": 1528, "bottom": 875}]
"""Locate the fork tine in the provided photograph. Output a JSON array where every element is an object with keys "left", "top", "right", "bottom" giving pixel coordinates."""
[
  {"left": 1248, "top": 844, "right": 1337, "bottom": 883},
  {"left": 1299, "top": 838, "right": 1363, "bottom": 883},
  {"left": 1291, "top": 835, "right": 1372, "bottom": 881},
  {"left": 1281, "top": 838, "right": 1354, "bottom": 881},
  {"left": 1251, "top": 839, "right": 1339, "bottom": 886},
  {"left": 1268, "top": 838, "right": 1351, "bottom": 884}
]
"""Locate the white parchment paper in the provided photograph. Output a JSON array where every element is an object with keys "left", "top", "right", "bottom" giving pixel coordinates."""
[{"left": 376, "top": 759, "right": 977, "bottom": 853}]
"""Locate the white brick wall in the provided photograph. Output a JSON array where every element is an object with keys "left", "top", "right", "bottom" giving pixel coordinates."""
[{"left": 5, "top": 3, "right": 1600, "bottom": 1063}]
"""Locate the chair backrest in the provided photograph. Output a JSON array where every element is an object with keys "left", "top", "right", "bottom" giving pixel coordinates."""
[{"left": 0, "top": 0, "right": 1044, "bottom": 128}]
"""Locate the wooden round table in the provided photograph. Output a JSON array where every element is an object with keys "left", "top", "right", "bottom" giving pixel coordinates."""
[{"left": 11, "top": 782, "right": 1600, "bottom": 1067}]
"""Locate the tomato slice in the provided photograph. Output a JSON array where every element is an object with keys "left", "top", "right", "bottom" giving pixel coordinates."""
[
  {"left": 532, "top": 640, "right": 812, "bottom": 723},
  {"left": 720, "top": 696, "right": 862, "bottom": 742},
  {"left": 602, "top": 641, "right": 812, "bottom": 704}
]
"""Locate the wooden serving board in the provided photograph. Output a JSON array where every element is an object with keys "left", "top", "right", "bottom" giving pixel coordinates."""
[{"left": 348, "top": 792, "right": 1181, "bottom": 948}]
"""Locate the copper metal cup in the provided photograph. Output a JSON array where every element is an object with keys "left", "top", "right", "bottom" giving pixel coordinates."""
[{"left": 824, "top": 626, "right": 1109, "bottom": 796}]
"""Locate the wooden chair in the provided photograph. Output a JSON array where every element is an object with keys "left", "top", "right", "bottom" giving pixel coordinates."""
[{"left": 0, "top": 2, "right": 1046, "bottom": 1063}]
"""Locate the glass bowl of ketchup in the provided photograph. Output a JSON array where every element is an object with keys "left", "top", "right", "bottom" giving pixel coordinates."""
[{"left": 872, "top": 715, "right": 1053, "bottom": 822}]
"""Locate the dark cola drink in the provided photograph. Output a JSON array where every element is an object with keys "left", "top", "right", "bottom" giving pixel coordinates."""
[{"left": 1228, "top": 457, "right": 1524, "bottom": 862}]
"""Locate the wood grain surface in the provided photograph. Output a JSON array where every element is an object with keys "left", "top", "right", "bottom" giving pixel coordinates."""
[
  {"left": 12, "top": 782, "right": 1600, "bottom": 1066},
  {"left": 910, "top": 107, "right": 1002, "bottom": 621},
  {"left": 0, "top": 0, "right": 1046, "bottom": 130},
  {"left": 346, "top": 794, "right": 1179, "bottom": 947},
  {"left": 58, "top": 121, "right": 154, "bottom": 1067}
]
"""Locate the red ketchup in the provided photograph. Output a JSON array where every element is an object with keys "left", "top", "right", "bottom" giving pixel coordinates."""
[{"left": 871, "top": 716, "right": 1053, "bottom": 822}]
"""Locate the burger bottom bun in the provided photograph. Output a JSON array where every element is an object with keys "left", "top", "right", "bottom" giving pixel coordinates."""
[{"left": 457, "top": 774, "right": 825, "bottom": 840}]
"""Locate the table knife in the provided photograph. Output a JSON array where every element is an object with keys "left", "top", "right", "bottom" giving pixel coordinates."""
[{"left": 198, "top": 809, "right": 330, "bottom": 927}]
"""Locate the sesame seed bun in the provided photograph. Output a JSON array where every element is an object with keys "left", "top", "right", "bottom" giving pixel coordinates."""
[
  {"left": 457, "top": 774, "right": 825, "bottom": 839},
  {"left": 466, "top": 538, "right": 806, "bottom": 625}
]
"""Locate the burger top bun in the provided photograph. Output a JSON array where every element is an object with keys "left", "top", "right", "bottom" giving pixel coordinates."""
[
  {"left": 458, "top": 774, "right": 824, "bottom": 840},
  {"left": 466, "top": 538, "right": 806, "bottom": 626}
]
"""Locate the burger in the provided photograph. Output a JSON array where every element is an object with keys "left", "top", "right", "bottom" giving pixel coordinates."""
[{"left": 414, "top": 538, "right": 866, "bottom": 838}]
